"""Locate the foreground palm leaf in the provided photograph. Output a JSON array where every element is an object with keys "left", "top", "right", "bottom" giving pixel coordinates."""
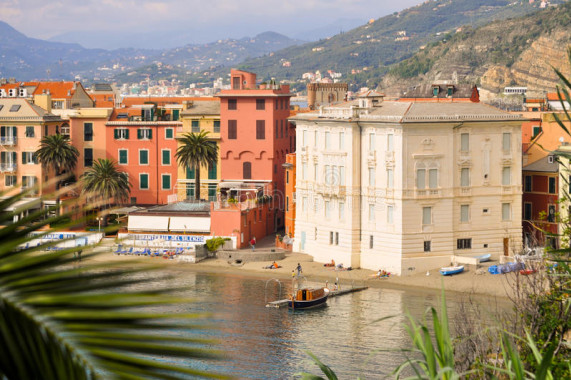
[{"left": 0, "top": 191, "right": 226, "bottom": 380}]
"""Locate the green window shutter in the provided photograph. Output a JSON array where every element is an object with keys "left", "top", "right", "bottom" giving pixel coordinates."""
[
  {"left": 1, "top": 152, "right": 5, "bottom": 162},
  {"left": 21, "top": 152, "right": 25, "bottom": 164},
  {"left": 137, "top": 129, "right": 142, "bottom": 139},
  {"left": 166, "top": 128, "right": 173, "bottom": 139},
  {"left": 33, "top": 152, "right": 38, "bottom": 164},
  {"left": 173, "top": 110, "right": 179, "bottom": 121},
  {"left": 140, "top": 150, "right": 148, "bottom": 164},
  {"left": 140, "top": 174, "right": 149, "bottom": 189},
  {"left": 114, "top": 129, "right": 119, "bottom": 139},
  {"left": 0, "top": 127, "right": 5, "bottom": 137},
  {"left": 186, "top": 167, "right": 195, "bottom": 179},
  {"left": 148, "top": 129, "right": 152, "bottom": 139},
  {"left": 119, "top": 150, "right": 127, "bottom": 164},
  {"left": 162, "top": 175, "right": 170, "bottom": 190},
  {"left": 162, "top": 150, "right": 170, "bottom": 165},
  {"left": 125, "top": 129, "right": 129, "bottom": 139},
  {"left": 208, "top": 162, "right": 217, "bottom": 179},
  {"left": 12, "top": 152, "right": 16, "bottom": 162},
  {"left": 12, "top": 126, "right": 17, "bottom": 138}
]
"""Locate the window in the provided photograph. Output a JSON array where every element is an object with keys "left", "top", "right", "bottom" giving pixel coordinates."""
[
  {"left": 423, "top": 207, "right": 432, "bottom": 225},
  {"left": 387, "top": 205, "right": 394, "bottom": 224},
  {"left": 502, "top": 132, "right": 511, "bottom": 152},
  {"left": 165, "top": 128, "right": 174, "bottom": 139},
  {"left": 329, "top": 231, "right": 334, "bottom": 245},
  {"left": 162, "top": 150, "right": 170, "bottom": 165},
  {"left": 118, "top": 149, "right": 128, "bottom": 165},
  {"left": 424, "top": 241, "right": 431, "bottom": 252},
  {"left": 524, "top": 203, "right": 532, "bottom": 221},
  {"left": 22, "top": 152, "right": 37, "bottom": 164},
  {"left": 243, "top": 162, "right": 252, "bottom": 179},
  {"left": 460, "top": 133, "right": 469, "bottom": 152},
  {"left": 339, "top": 166, "right": 345, "bottom": 185},
  {"left": 286, "top": 196, "right": 289, "bottom": 212},
  {"left": 22, "top": 176, "right": 37, "bottom": 189},
  {"left": 275, "top": 120, "right": 279, "bottom": 137},
  {"left": 457, "top": 238, "right": 472, "bottom": 249},
  {"left": 302, "top": 197, "right": 308, "bottom": 213},
  {"left": 256, "top": 120, "right": 265, "bottom": 139},
  {"left": 140, "top": 174, "right": 149, "bottom": 190},
  {"left": 547, "top": 205, "right": 555, "bottom": 223},
  {"left": 432, "top": 87, "right": 439, "bottom": 97},
  {"left": 256, "top": 99, "right": 265, "bottom": 110},
  {"left": 502, "top": 167, "right": 511, "bottom": 186},
  {"left": 369, "top": 167, "right": 375, "bottom": 187},
  {"left": 213, "top": 120, "right": 220, "bottom": 133},
  {"left": 325, "top": 201, "right": 331, "bottom": 218},
  {"left": 52, "top": 101, "right": 64, "bottom": 109},
  {"left": 172, "top": 109, "right": 180, "bottom": 121},
  {"left": 335, "top": 232, "right": 339, "bottom": 245},
  {"left": 228, "top": 99, "right": 237, "bottom": 110},
  {"left": 325, "top": 131, "right": 330, "bottom": 150},
  {"left": 161, "top": 174, "right": 171, "bottom": 190},
  {"left": 387, "top": 169, "right": 394, "bottom": 188},
  {"left": 228, "top": 120, "right": 237, "bottom": 139},
  {"left": 339, "top": 202, "right": 345, "bottom": 220},
  {"left": 137, "top": 128, "right": 152, "bottom": 140},
  {"left": 191, "top": 120, "right": 200, "bottom": 133},
  {"left": 285, "top": 121, "right": 288, "bottom": 137},
  {"left": 387, "top": 134, "right": 394, "bottom": 152},
  {"left": 502, "top": 203, "right": 511, "bottom": 221},
  {"left": 286, "top": 170, "right": 289, "bottom": 184},
  {"left": 447, "top": 87, "right": 453, "bottom": 96},
  {"left": 428, "top": 169, "right": 438, "bottom": 189},
  {"left": 25, "top": 126, "right": 35, "bottom": 138},
  {"left": 548, "top": 177, "right": 556, "bottom": 194},
  {"left": 301, "top": 162, "right": 307, "bottom": 180},
  {"left": 84, "top": 148, "right": 93, "bottom": 167},
  {"left": 186, "top": 167, "right": 195, "bottom": 180},
  {"left": 532, "top": 126, "right": 541, "bottom": 138},
  {"left": 369, "top": 133, "right": 375, "bottom": 151},
  {"left": 461, "top": 205, "right": 469, "bottom": 222},
  {"left": 369, "top": 204, "right": 375, "bottom": 222},
  {"left": 524, "top": 175, "right": 532, "bottom": 192},
  {"left": 130, "top": 197, "right": 137, "bottom": 205},
  {"left": 314, "top": 130, "right": 318, "bottom": 147},
  {"left": 5, "top": 175, "right": 16, "bottom": 186},
  {"left": 208, "top": 162, "right": 217, "bottom": 179},
  {"left": 461, "top": 168, "right": 470, "bottom": 187},
  {"left": 369, "top": 235, "right": 374, "bottom": 249},
  {"left": 139, "top": 150, "right": 149, "bottom": 165},
  {"left": 84, "top": 122, "right": 93, "bottom": 141},
  {"left": 324, "top": 165, "right": 331, "bottom": 184},
  {"left": 417, "top": 169, "right": 425, "bottom": 189},
  {"left": 114, "top": 128, "right": 129, "bottom": 140},
  {"left": 339, "top": 132, "right": 344, "bottom": 150},
  {"left": 44, "top": 125, "right": 48, "bottom": 136},
  {"left": 60, "top": 123, "right": 69, "bottom": 137},
  {"left": 313, "top": 163, "right": 318, "bottom": 181}
]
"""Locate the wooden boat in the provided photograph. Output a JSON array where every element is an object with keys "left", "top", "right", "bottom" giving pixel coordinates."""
[
  {"left": 439, "top": 265, "right": 464, "bottom": 276},
  {"left": 288, "top": 287, "right": 329, "bottom": 309},
  {"left": 520, "top": 268, "right": 537, "bottom": 276},
  {"left": 473, "top": 254, "right": 491, "bottom": 263}
]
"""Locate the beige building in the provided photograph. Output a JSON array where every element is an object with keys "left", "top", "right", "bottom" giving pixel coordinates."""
[
  {"left": 290, "top": 93, "right": 525, "bottom": 275},
  {"left": 177, "top": 99, "right": 221, "bottom": 201}
]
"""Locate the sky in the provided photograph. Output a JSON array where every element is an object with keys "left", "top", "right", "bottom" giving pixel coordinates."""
[{"left": 0, "top": 0, "right": 423, "bottom": 48}]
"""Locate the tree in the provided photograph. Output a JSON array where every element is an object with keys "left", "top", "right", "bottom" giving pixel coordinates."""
[
  {"left": 0, "top": 190, "right": 225, "bottom": 379},
  {"left": 80, "top": 159, "right": 131, "bottom": 223},
  {"left": 175, "top": 131, "right": 218, "bottom": 201},
  {"left": 35, "top": 134, "right": 79, "bottom": 214}
]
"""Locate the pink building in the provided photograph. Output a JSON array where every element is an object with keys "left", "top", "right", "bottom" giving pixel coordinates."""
[
  {"left": 210, "top": 70, "right": 293, "bottom": 247},
  {"left": 105, "top": 106, "right": 181, "bottom": 205}
]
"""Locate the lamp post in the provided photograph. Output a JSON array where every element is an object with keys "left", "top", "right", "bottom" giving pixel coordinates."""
[{"left": 97, "top": 217, "right": 102, "bottom": 232}]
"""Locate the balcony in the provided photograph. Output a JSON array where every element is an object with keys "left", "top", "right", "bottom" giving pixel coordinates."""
[
  {"left": 0, "top": 163, "right": 17, "bottom": 172},
  {"left": 0, "top": 137, "right": 17, "bottom": 146}
]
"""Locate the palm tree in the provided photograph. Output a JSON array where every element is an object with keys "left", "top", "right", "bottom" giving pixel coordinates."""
[
  {"left": 81, "top": 158, "right": 131, "bottom": 223},
  {"left": 176, "top": 131, "right": 218, "bottom": 201},
  {"left": 35, "top": 134, "right": 79, "bottom": 213},
  {"left": 0, "top": 190, "right": 225, "bottom": 379}
]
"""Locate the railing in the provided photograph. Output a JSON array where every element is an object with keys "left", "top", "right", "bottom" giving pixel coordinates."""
[
  {"left": 0, "top": 137, "right": 17, "bottom": 145},
  {"left": 213, "top": 199, "right": 259, "bottom": 211},
  {"left": 0, "top": 163, "right": 17, "bottom": 172}
]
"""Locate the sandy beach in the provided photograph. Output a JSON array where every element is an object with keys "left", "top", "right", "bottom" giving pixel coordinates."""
[{"left": 94, "top": 242, "right": 518, "bottom": 299}]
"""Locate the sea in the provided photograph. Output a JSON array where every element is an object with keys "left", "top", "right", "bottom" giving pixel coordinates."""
[{"left": 146, "top": 271, "right": 508, "bottom": 380}]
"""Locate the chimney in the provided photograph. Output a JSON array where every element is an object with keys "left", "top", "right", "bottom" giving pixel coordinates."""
[{"left": 34, "top": 93, "right": 52, "bottom": 113}]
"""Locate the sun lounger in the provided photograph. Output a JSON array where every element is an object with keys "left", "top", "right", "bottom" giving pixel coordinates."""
[{"left": 114, "top": 245, "right": 123, "bottom": 254}]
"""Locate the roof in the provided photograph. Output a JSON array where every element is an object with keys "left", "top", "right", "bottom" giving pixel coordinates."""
[
  {"left": 0, "top": 98, "right": 61, "bottom": 121},
  {"left": 32, "top": 81, "right": 81, "bottom": 99},
  {"left": 91, "top": 83, "right": 114, "bottom": 92},
  {"left": 130, "top": 202, "right": 211, "bottom": 215},
  {"left": 180, "top": 100, "right": 220, "bottom": 116},
  {"left": 358, "top": 89, "right": 385, "bottom": 98},
  {"left": 523, "top": 155, "right": 558, "bottom": 173},
  {"left": 122, "top": 96, "right": 212, "bottom": 107},
  {"left": 401, "top": 83, "right": 476, "bottom": 99},
  {"left": 290, "top": 100, "right": 526, "bottom": 123}
]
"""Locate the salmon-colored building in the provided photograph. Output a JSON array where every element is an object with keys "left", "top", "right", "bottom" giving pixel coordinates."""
[
  {"left": 209, "top": 69, "right": 293, "bottom": 247},
  {"left": 283, "top": 153, "right": 296, "bottom": 237},
  {"left": 105, "top": 105, "right": 181, "bottom": 205}
]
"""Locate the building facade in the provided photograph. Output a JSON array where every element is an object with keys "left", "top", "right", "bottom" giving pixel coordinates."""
[
  {"left": 291, "top": 94, "right": 524, "bottom": 275},
  {"left": 283, "top": 153, "right": 296, "bottom": 237}
]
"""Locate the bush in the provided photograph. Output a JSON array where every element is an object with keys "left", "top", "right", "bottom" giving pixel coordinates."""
[{"left": 205, "top": 237, "right": 231, "bottom": 252}]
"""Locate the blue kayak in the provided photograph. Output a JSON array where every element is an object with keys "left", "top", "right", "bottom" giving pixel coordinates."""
[{"left": 440, "top": 265, "right": 464, "bottom": 276}]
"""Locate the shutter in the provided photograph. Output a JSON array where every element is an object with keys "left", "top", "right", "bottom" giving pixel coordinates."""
[
  {"left": 12, "top": 152, "right": 16, "bottom": 162},
  {"left": 0, "top": 127, "right": 4, "bottom": 137},
  {"left": 22, "top": 152, "right": 25, "bottom": 164},
  {"left": 137, "top": 129, "right": 142, "bottom": 139},
  {"left": 33, "top": 152, "right": 38, "bottom": 164},
  {"left": 125, "top": 129, "right": 129, "bottom": 139},
  {"left": 12, "top": 126, "right": 17, "bottom": 138},
  {"left": 148, "top": 129, "right": 152, "bottom": 139},
  {"left": 1, "top": 152, "right": 5, "bottom": 162},
  {"left": 114, "top": 129, "right": 119, "bottom": 139}
]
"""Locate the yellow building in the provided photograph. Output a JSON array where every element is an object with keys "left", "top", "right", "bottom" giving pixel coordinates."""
[{"left": 177, "top": 99, "right": 221, "bottom": 201}]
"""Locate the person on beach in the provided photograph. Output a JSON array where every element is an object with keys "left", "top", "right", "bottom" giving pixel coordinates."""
[
  {"left": 291, "top": 270, "right": 295, "bottom": 278},
  {"left": 296, "top": 263, "right": 302, "bottom": 276},
  {"left": 250, "top": 237, "right": 256, "bottom": 251}
]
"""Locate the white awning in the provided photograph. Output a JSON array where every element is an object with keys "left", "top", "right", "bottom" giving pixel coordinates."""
[
  {"left": 128, "top": 215, "right": 170, "bottom": 231},
  {"left": 3, "top": 197, "right": 42, "bottom": 211},
  {"left": 169, "top": 216, "right": 210, "bottom": 233}
]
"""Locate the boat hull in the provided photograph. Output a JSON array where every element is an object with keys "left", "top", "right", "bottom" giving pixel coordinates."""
[
  {"left": 288, "top": 288, "right": 329, "bottom": 309},
  {"left": 439, "top": 266, "right": 464, "bottom": 276},
  {"left": 474, "top": 254, "right": 491, "bottom": 262}
]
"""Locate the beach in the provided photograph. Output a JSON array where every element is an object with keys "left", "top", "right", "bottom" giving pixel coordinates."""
[{"left": 94, "top": 243, "right": 518, "bottom": 299}]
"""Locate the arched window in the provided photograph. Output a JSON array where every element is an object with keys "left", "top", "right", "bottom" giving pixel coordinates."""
[{"left": 243, "top": 162, "right": 252, "bottom": 179}]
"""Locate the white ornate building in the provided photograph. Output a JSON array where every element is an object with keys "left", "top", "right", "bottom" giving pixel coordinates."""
[{"left": 290, "top": 93, "right": 525, "bottom": 275}]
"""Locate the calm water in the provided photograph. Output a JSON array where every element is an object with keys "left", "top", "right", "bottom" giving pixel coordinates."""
[{"left": 152, "top": 271, "right": 506, "bottom": 380}]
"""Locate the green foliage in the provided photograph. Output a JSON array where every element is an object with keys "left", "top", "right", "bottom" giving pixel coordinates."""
[
  {"left": 205, "top": 237, "right": 230, "bottom": 252},
  {"left": 80, "top": 158, "right": 131, "bottom": 207},
  {"left": 36, "top": 133, "right": 79, "bottom": 178},
  {"left": 0, "top": 190, "right": 225, "bottom": 379}
]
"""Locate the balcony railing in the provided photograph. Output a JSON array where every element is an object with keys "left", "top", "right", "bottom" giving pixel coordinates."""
[
  {"left": 0, "top": 163, "right": 17, "bottom": 172},
  {"left": 0, "top": 137, "right": 17, "bottom": 145}
]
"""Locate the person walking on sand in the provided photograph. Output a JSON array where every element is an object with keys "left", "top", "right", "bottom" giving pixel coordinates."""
[
  {"left": 296, "top": 263, "right": 302, "bottom": 276},
  {"left": 250, "top": 237, "right": 256, "bottom": 251}
]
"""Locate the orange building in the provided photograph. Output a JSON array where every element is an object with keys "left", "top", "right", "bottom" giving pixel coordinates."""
[
  {"left": 283, "top": 153, "right": 296, "bottom": 236},
  {"left": 105, "top": 105, "right": 181, "bottom": 205}
]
